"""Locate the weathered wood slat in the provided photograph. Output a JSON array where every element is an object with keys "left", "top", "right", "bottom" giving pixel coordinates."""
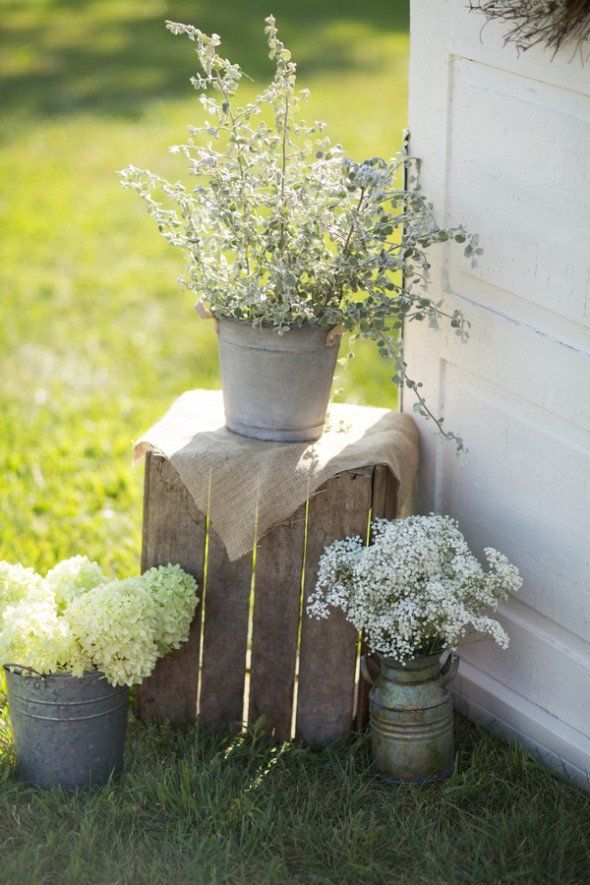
[
  {"left": 139, "top": 455, "right": 403, "bottom": 743},
  {"left": 137, "top": 453, "right": 205, "bottom": 723},
  {"left": 248, "top": 503, "right": 307, "bottom": 740},
  {"left": 354, "top": 464, "right": 399, "bottom": 732},
  {"left": 198, "top": 523, "right": 252, "bottom": 729},
  {"left": 371, "top": 463, "right": 399, "bottom": 528},
  {"left": 296, "top": 468, "right": 374, "bottom": 746}
]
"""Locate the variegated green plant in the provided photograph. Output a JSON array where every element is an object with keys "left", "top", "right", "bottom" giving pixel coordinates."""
[{"left": 120, "top": 16, "right": 480, "bottom": 450}]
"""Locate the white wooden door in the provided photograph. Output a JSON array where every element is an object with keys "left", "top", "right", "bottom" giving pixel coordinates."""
[{"left": 405, "top": 0, "right": 590, "bottom": 786}]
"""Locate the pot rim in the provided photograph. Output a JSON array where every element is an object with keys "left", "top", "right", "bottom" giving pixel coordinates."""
[
  {"left": 214, "top": 313, "right": 336, "bottom": 332},
  {"left": 377, "top": 649, "right": 449, "bottom": 669},
  {"left": 3, "top": 663, "right": 106, "bottom": 680}
]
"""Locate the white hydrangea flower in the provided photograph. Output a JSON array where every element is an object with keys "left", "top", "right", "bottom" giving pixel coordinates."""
[
  {"left": 142, "top": 564, "right": 199, "bottom": 655},
  {"left": 0, "top": 561, "right": 51, "bottom": 616},
  {"left": 307, "top": 515, "right": 522, "bottom": 661},
  {"left": 65, "top": 566, "right": 199, "bottom": 686},
  {"left": 0, "top": 558, "right": 199, "bottom": 686},
  {"left": 0, "top": 599, "right": 90, "bottom": 677},
  {"left": 66, "top": 577, "right": 160, "bottom": 687},
  {"left": 46, "top": 556, "right": 106, "bottom": 611}
]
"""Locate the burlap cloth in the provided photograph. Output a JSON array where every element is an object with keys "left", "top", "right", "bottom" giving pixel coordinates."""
[{"left": 134, "top": 390, "right": 419, "bottom": 561}]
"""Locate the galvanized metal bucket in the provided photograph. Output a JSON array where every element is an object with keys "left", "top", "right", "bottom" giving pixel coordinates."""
[
  {"left": 217, "top": 318, "right": 341, "bottom": 442},
  {"left": 362, "top": 651, "right": 460, "bottom": 785},
  {"left": 4, "top": 665, "right": 129, "bottom": 790}
]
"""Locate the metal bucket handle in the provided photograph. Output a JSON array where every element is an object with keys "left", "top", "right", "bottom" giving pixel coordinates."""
[
  {"left": 195, "top": 298, "right": 214, "bottom": 320},
  {"left": 325, "top": 325, "right": 344, "bottom": 346},
  {"left": 3, "top": 663, "right": 44, "bottom": 678}
]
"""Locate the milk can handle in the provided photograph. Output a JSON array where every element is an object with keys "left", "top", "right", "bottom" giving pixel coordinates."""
[
  {"left": 360, "top": 654, "right": 380, "bottom": 686},
  {"left": 440, "top": 652, "right": 460, "bottom": 685}
]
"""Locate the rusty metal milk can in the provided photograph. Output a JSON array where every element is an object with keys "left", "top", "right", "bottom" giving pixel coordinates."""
[{"left": 362, "top": 651, "right": 460, "bottom": 784}]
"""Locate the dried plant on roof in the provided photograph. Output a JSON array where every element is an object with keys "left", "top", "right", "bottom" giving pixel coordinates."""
[{"left": 470, "top": 1, "right": 590, "bottom": 57}]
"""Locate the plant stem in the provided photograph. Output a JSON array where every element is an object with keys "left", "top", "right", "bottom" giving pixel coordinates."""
[
  {"left": 216, "top": 73, "right": 251, "bottom": 276},
  {"left": 278, "top": 92, "right": 290, "bottom": 258},
  {"left": 323, "top": 187, "right": 366, "bottom": 309}
]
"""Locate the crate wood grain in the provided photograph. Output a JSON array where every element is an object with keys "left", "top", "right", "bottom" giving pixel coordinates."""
[
  {"left": 354, "top": 464, "right": 400, "bottom": 732},
  {"left": 197, "top": 524, "right": 252, "bottom": 728},
  {"left": 137, "top": 453, "right": 205, "bottom": 723},
  {"left": 295, "top": 468, "right": 372, "bottom": 746},
  {"left": 248, "top": 501, "right": 307, "bottom": 740},
  {"left": 137, "top": 453, "right": 398, "bottom": 743}
]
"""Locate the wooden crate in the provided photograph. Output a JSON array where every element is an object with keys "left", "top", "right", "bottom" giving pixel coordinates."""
[{"left": 137, "top": 452, "right": 398, "bottom": 746}]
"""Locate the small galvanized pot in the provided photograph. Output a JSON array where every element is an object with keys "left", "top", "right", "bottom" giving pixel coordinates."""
[
  {"left": 217, "top": 317, "right": 341, "bottom": 442},
  {"left": 4, "top": 665, "right": 129, "bottom": 790},
  {"left": 362, "top": 651, "right": 460, "bottom": 785}
]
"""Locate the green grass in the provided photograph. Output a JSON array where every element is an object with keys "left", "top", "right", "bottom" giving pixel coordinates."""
[
  {"left": 1, "top": 1, "right": 589, "bottom": 881},
  {"left": 0, "top": 0, "right": 408, "bottom": 575},
  {"left": 0, "top": 716, "right": 588, "bottom": 884}
]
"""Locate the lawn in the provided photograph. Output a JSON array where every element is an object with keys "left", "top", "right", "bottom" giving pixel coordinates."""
[
  {"left": 0, "top": 0, "right": 409, "bottom": 576},
  {"left": 1, "top": 1, "right": 589, "bottom": 882},
  {"left": 0, "top": 715, "right": 588, "bottom": 884}
]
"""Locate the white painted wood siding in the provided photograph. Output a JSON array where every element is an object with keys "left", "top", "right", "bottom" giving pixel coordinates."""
[{"left": 406, "top": 0, "right": 590, "bottom": 786}]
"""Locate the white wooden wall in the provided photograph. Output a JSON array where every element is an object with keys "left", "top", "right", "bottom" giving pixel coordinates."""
[{"left": 405, "top": 0, "right": 590, "bottom": 786}]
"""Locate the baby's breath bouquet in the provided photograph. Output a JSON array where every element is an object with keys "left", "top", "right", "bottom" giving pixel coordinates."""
[
  {"left": 120, "top": 17, "right": 480, "bottom": 449},
  {"left": 308, "top": 515, "right": 522, "bottom": 662},
  {"left": 0, "top": 557, "right": 198, "bottom": 686}
]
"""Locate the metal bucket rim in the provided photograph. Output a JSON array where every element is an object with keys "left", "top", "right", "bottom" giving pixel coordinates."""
[
  {"left": 214, "top": 314, "right": 335, "bottom": 332},
  {"left": 4, "top": 665, "right": 107, "bottom": 681}
]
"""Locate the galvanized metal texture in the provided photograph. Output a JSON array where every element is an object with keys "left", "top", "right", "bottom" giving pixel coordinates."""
[
  {"left": 217, "top": 318, "right": 340, "bottom": 442},
  {"left": 363, "top": 652, "right": 460, "bottom": 785},
  {"left": 5, "top": 667, "right": 129, "bottom": 790}
]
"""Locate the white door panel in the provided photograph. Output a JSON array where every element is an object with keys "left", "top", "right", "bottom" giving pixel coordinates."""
[
  {"left": 439, "top": 365, "right": 590, "bottom": 642},
  {"left": 406, "top": 0, "right": 590, "bottom": 786},
  {"left": 447, "top": 59, "right": 590, "bottom": 330},
  {"left": 448, "top": 3, "right": 590, "bottom": 95}
]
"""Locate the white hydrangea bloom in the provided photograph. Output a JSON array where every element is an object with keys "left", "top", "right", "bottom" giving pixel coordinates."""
[
  {"left": 307, "top": 515, "right": 522, "bottom": 661},
  {"left": 142, "top": 564, "right": 199, "bottom": 655},
  {"left": 66, "top": 577, "right": 159, "bottom": 687},
  {"left": 65, "top": 566, "right": 199, "bottom": 686},
  {"left": 0, "top": 558, "right": 199, "bottom": 686},
  {"left": 0, "top": 561, "right": 51, "bottom": 616},
  {"left": 0, "top": 599, "right": 90, "bottom": 676},
  {"left": 46, "top": 556, "right": 105, "bottom": 611}
]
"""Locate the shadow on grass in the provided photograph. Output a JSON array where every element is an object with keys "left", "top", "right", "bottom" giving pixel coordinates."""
[
  {"left": 0, "top": 712, "right": 588, "bottom": 882},
  {"left": 1, "top": 0, "right": 409, "bottom": 123}
]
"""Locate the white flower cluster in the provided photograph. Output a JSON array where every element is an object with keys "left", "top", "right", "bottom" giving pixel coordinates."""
[
  {"left": 120, "top": 16, "right": 480, "bottom": 451},
  {"left": 142, "top": 564, "right": 198, "bottom": 654},
  {"left": 307, "top": 515, "right": 522, "bottom": 661},
  {"left": 0, "top": 558, "right": 199, "bottom": 686},
  {"left": 46, "top": 555, "right": 106, "bottom": 611},
  {"left": 67, "top": 566, "right": 199, "bottom": 686},
  {"left": 0, "top": 561, "right": 48, "bottom": 608}
]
